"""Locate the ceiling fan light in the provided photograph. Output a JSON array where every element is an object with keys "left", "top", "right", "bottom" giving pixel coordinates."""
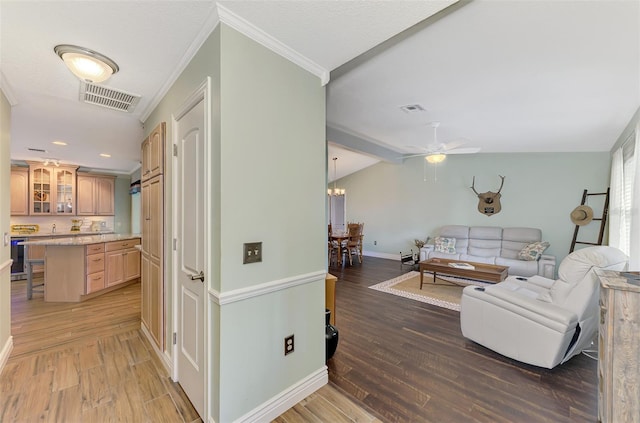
[
  {"left": 426, "top": 153, "right": 446, "bottom": 164},
  {"left": 54, "top": 45, "right": 119, "bottom": 83}
]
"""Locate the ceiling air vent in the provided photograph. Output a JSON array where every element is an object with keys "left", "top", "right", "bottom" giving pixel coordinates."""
[
  {"left": 28, "top": 147, "right": 48, "bottom": 153},
  {"left": 399, "top": 104, "right": 426, "bottom": 113},
  {"left": 80, "top": 82, "right": 141, "bottom": 113}
]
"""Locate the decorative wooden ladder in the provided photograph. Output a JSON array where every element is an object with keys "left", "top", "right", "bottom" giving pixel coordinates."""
[{"left": 569, "top": 188, "right": 610, "bottom": 253}]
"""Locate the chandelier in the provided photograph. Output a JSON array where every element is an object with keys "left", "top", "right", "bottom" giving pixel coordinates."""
[{"left": 328, "top": 157, "right": 345, "bottom": 196}]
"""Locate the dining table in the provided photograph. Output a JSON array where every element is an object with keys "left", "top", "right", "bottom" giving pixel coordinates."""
[{"left": 330, "top": 232, "right": 349, "bottom": 265}]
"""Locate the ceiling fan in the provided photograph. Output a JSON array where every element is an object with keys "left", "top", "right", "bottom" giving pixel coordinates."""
[{"left": 404, "top": 122, "right": 480, "bottom": 163}]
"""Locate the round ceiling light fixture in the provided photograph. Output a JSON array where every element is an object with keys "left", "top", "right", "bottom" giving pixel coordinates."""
[
  {"left": 425, "top": 153, "right": 446, "bottom": 164},
  {"left": 54, "top": 44, "right": 119, "bottom": 83}
]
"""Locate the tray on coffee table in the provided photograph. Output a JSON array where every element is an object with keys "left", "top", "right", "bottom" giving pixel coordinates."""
[{"left": 419, "top": 258, "right": 508, "bottom": 289}]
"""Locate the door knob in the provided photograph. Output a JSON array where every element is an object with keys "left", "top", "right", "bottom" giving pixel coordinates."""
[{"left": 190, "top": 270, "right": 205, "bottom": 282}]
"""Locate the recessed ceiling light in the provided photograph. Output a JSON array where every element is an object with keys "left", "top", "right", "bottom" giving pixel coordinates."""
[
  {"left": 100, "top": 153, "right": 111, "bottom": 158},
  {"left": 52, "top": 141, "right": 67, "bottom": 146}
]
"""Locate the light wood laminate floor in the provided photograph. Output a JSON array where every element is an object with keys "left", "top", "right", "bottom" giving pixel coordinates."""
[{"left": 2, "top": 278, "right": 377, "bottom": 422}]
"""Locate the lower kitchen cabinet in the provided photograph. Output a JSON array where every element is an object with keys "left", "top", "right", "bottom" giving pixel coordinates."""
[
  {"left": 141, "top": 252, "right": 163, "bottom": 348},
  {"left": 105, "top": 239, "right": 141, "bottom": 288},
  {"left": 33, "top": 236, "right": 141, "bottom": 302}
]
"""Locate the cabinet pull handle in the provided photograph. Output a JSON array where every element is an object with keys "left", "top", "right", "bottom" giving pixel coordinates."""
[
  {"left": 190, "top": 271, "right": 205, "bottom": 282},
  {"left": 93, "top": 258, "right": 101, "bottom": 262}
]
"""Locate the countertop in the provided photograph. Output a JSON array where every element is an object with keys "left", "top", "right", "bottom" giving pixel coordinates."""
[
  {"left": 11, "top": 230, "right": 115, "bottom": 238},
  {"left": 20, "top": 233, "right": 141, "bottom": 246}
]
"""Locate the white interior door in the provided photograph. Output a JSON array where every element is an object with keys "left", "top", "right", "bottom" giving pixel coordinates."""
[{"left": 175, "top": 89, "right": 206, "bottom": 419}]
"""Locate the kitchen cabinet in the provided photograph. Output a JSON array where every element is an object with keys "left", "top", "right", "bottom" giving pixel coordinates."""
[
  {"left": 27, "top": 162, "right": 77, "bottom": 215},
  {"left": 10, "top": 166, "right": 29, "bottom": 216},
  {"left": 86, "top": 243, "right": 105, "bottom": 294},
  {"left": 141, "top": 253, "right": 162, "bottom": 347},
  {"left": 105, "top": 239, "right": 141, "bottom": 288},
  {"left": 598, "top": 270, "right": 640, "bottom": 423},
  {"left": 23, "top": 234, "right": 140, "bottom": 302},
  {"left": 141, "top": 122, "right": 165, "bottom": 349},
  {"left": 141, "top": 122, "right": 165, "bottom": 182},
  {"left": 77, "top": 173, "right": 115, "bottom": 216}
]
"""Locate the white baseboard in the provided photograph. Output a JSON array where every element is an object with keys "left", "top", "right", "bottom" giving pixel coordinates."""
[
  {"left": 363, "top": 250, "right": 401, "bottom": 261},
  {"left": 140, "top": 323, "right": 172, "bottom": 375},
  {"left": 0, "top": 336, "right": 13, "bottom": 375},
  {"left": 234, "top": 366, "right": 328, "bottom": 423}
]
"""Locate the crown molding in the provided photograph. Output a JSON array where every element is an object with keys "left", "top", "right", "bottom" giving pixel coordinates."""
[
  {"left": 139, "top": 6, "right": 221, "bottom": 123},
  {"left": 217, "top": 3, "right": 330, "bottom": 86}
]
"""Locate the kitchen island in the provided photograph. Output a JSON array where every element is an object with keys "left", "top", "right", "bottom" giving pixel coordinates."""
[{"left": 21, "top": 234, "right": 141, "bottom": 302}]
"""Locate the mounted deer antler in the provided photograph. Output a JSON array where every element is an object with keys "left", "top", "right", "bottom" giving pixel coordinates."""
[{"left": 470, "top": 175, "right": 506, "bottom": 216}]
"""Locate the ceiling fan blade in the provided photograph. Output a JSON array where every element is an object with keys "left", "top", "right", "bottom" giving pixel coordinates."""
[
  {"left": 446, "top": 147, "right": 481, "bottom": 155},
  {"left": 401, "top": 153, "right": 432, "bottom": 159}
]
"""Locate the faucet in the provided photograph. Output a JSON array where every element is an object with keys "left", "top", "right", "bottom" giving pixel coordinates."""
[{"left": 52, "top": 223, "right": 56, "bottom": 233}]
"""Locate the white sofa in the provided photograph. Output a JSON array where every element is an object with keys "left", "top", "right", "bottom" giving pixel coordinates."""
[
  {"left": 419, "top": 225, "right": 556, "bottom": 278},
  {"left": 460, "top": 246, "right": 628, "bottom": 368}
]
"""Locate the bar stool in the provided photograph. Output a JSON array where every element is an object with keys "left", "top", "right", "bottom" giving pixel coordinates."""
[{"left": 26, "top": 258, "right": 45, "bottom": 300}]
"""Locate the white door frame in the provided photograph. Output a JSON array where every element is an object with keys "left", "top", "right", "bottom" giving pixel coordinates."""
[{"left": 171, "top": 77, "right": 212, "bottom": 420}]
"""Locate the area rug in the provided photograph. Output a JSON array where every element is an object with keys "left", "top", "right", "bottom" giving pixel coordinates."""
[{"left": 369, "top": 271, "right": 492, "bottom": 311}]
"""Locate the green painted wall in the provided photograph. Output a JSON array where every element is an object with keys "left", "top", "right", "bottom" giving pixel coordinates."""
[
  {"left": 113, "top": 176, "right": 131, "bottom": 234},
  {"left": 0, "top": 90, "right": 11, "bottom": 361},
  {"left": 339, "top": 152, "right": 610, "bottom": 265},
  {"left": 217, "top": 25, "right": 326, "bottom": 422},
  {"left": 144, "top": 23, "right": 326, "bottom": 422}
]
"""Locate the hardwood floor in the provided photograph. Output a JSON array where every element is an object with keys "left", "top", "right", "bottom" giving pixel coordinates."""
[
  {"left": 2, "top": 258, "right": 598, "bottom": 422},
  {"left": 318, "top": 256, "right": 599, "bottom": 423},
  {"left": 2, "top": 279, "right": 201, "bottom": 423}
]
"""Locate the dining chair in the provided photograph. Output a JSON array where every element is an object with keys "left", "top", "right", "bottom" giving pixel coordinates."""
[{"left": 345, "top": 222, "right": 364, "bottom": 265}]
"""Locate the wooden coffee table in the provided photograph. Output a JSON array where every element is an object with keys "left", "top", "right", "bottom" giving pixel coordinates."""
[{"left": 419, "top": 258, "right": 508, "bottom": 289}]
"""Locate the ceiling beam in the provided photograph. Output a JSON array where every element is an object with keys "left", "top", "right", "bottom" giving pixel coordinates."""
[{"left": 326, "top": 125, "right": 402, "bottom": 164}]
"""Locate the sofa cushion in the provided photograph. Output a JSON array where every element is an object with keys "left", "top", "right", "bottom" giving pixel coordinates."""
[
  {"left": 460, "top": 254, "right": 495, "bottom": 265},
  {"left": 430, "top": 251, "right": 461, "bottom": 260},
  {"left": 500, "top": 227, "right": 542, "bottom": 259},
  {"left": 434, "top": 236, "right": 456, "bottom": 254},
  {"left": 468, "top": 226, "right": 502, "bottom": 257},
  {"left": 495, "top": 257, "right": 539, "bottom": 277},
  {"left": 518, "top": 241, "right": 550, "bottom": 261},
  {"left": 438, "top": 226, "right": 470, "bottom": 254}
]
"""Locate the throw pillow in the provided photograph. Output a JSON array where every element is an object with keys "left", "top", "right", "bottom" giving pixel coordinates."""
[
  {"left": 518, "top": 241, "right": 550, "bottom": 261},
  {"left": 434, "top": 236, "right": 456, "bottom": 254}
]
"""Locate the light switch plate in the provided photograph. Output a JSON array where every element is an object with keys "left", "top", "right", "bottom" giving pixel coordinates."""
[{"left": 243, "top": 242, "right": 262, "bottom": 264}]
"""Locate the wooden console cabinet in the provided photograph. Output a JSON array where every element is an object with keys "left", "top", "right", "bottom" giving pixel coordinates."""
[{"left": 598, "top": 270, "right": 640, "bottom": 423}]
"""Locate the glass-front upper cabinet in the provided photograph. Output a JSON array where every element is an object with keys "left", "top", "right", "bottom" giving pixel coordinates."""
[
  {"left": 27, "top": 162, "right": 77, "bottom": 215},
  {"left": 55, "top": 168, "right": 75, "bottom": 214},
  {"left": 31, "top": 166, "right": 52, "bottom": 214}
]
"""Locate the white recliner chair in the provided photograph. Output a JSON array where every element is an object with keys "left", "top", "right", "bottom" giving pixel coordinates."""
[{"left": 460, "top": 246, "right": 628, "bottom": 369}]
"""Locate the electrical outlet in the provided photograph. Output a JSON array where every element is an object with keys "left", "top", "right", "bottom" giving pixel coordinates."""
[
  {"left": 374, "top": 240, "right": 377, "bottom": 245},
  {"left": 284, "top": 334, "right": 294, "bottom": 356},
  {"left": 243, "top": 242, "right": 262, "bottom": 264}
]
